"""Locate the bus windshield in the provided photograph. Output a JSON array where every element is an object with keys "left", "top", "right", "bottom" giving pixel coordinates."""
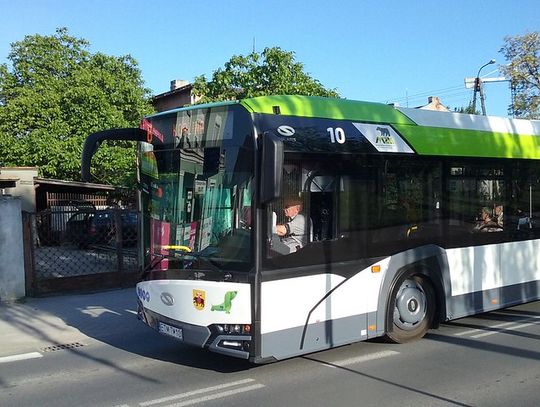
[{"left": 141, "top": 145, "right": 254, "bottom": 272}]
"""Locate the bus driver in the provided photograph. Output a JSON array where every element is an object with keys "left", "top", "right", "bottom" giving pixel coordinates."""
[{"left": 276, "top": 197, "right": 308, "bottom": 252}]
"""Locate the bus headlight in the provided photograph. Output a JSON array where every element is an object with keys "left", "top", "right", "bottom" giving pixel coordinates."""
[{"left": 211, "top": 323, "right": 251, "bottom": 335}]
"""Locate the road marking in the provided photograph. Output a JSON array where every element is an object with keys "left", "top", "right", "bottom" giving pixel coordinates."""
[
  {"left": 323, "top": 350, "right": 399, "bottom": 368},
  {"left": 163, "top": 384, "right": 265, "bottom": 407},
  {"left": 455, "top": 321, "right": 518, "bottom": 336},
  {"left": 139, "top": 378, "right": 259, "bottom": 406},
  {"left": 454, "top": 315, "right": 540, "bottom": 337},
  {"left": 472, "top": 320, "right": 539, "bottom": 338},
  {"left": 0, "top": 352, "right": 43, "bottom": 364}
]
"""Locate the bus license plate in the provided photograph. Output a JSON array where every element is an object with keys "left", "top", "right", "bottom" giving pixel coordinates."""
[{"left": 158, "top": 322, "right": 183, "bottom": 340}]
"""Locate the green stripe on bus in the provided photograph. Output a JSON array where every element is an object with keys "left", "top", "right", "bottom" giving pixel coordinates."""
[
  {"left": 395, "top": 124, "right": 540, "bottom": 159},
  {"left": 240, "top": 95, "right": 415, "bottom": 125}
]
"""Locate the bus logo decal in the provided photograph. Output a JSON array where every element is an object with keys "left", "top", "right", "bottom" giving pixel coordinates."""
[
  {"left": 375, "top": 126, "right": 395, "bottom": 145},
  {"left": 353, "top": 123, "right": 414, "bottom": 154},
  {"left": 137, "top": 287, "right": 150, "bottom": 302},
  {"left": 211, "top": 291, "right": 238, "bottom": 314},
  {"left": 193, "top": 290, "right": 206, "bottom": 310},
  {"left": 160, "top": 292, "right": 175, "bottom": 306},
  {"left": 277, "top": 125, "right": 295, "bottom": 137}
]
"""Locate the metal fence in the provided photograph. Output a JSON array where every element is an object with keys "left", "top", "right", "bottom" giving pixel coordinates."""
[{"left": 24, "top": 208, "right": 141, "bottom": 296}]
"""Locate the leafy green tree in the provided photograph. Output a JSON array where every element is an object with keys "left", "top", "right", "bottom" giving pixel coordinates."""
[
  {"left": 0, "top": 28, "right": 154, "bottom": 185},
  {"left": 499, "top": 32, "right": 540, "bottom": 119},
  {"left": 192, "top": 47, "right": 339, "bottom": 103}
]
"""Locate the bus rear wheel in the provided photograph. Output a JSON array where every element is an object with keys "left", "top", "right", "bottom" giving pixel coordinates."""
[{"left": 385, "top": 274, "right": 435, "bottom": 343}]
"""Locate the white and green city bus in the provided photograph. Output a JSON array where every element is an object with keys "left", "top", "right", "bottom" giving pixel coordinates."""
[{"left": 82, "top": 95, "right": 540, "bottom": 363}]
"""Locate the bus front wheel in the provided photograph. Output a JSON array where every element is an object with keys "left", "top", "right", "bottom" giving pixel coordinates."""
[{"left": 385, "top": 274, "right": 435, "bottom": 343}]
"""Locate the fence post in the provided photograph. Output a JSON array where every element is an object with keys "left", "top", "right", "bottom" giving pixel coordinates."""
[
  {"left": 114, "top": 208, "right": 124, "bottom": 275},
  {"left": 22, "top": 212, "right": 36, "bottom": 297}
]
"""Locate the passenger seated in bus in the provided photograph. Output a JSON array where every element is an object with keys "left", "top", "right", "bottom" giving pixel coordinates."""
[
  {"left": 473, "top": 207, "right": 502, "bottom": 232},
  {"left": 275, "top": 197, "right": 309, "bottom": 252},
  {"left": 516, "top": 208, "right": 532, "bottom": 230},
  {"left": 494, "top": 205, "right": 503, "bottom": 228}
]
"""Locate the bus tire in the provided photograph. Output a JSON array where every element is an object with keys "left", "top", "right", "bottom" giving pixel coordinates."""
[{"left": 385, "top": 273, "right": 435, "bottom": 343}]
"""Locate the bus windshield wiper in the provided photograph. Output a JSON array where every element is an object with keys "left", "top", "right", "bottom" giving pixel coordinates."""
[
  {"left": 162, "top": 245, "right": 224, "bottom": 271},
  {"left": 141, "top": 246, "right": 221, "bottom": 277}
]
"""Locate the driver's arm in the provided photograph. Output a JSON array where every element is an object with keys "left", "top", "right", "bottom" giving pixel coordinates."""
[{"left": 276, "top": 224, "right": 287, "bottom": 236}]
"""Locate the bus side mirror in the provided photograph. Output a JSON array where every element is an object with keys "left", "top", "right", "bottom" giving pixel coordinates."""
[
  {"left": 81, "top": 128, "right": 148, "bottom": 182},
  {"left": 260, "top": 131, "right": 283, "bottom": 204}
]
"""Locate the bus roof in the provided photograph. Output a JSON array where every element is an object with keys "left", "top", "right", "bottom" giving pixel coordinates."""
[
  {"left": 240, "top": 95, "right": 415, "bottom": 125},
  {"left": 146, "top": 95, "right": 540, "bottom": 159}
]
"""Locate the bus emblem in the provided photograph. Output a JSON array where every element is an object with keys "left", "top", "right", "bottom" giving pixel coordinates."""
[
  {"left": 160, "top": 292, "right": 174, "bottom": 306},
  {"left": 277, "top": 125, "right": 295, "bottom": 137},
  {"left": 193, "top": 290, "right": 206, "bottom": 310}
]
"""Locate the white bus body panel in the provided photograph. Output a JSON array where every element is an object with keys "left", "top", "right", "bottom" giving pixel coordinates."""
[
  {"left": 260, "top": 257, "right": 389, "bottom": 358},
  {"left": 261, "top": 258, "right": 389, "bottom": 335},
  {"left": 447, "top": 239, "right": 540, "bottom": 296},
  {"left": 501, "top": 239, "right": 540, "bottom": 286},
  {"left": 447, "top": 245, "right": 501, "bottom": 296}
]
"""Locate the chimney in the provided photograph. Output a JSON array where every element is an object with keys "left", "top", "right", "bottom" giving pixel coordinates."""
[
  {"left": 420, "top": 96, "right": 449, "bottom": 112},
  {"left": 170, "top": 79, "right": 190, "bottom": 91}
]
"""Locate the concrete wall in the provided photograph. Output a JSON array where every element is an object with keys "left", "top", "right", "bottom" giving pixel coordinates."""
[
  {"left": 0, "top": 167, "right": 38, "bottom": 213},
  {"left": 0, "top": 197, "right": 25, "bottom": 301}
]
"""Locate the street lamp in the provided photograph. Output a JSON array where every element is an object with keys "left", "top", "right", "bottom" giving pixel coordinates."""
[{"left": 472, "top": 59, "right": 496, "bottom": 115}]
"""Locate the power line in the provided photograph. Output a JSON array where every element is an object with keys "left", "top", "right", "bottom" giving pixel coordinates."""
[
  {"left": 402, "top": 90, "right": 471, "bottom": 105},
  {"left": 384, "top": 84, "right": 463, "bottom": 105},
  {"left": 383, "top": 85, "right": 472, "bottom": 107},
  {"left": 380, "top": 88, "right": 474, "bottom": 109}
]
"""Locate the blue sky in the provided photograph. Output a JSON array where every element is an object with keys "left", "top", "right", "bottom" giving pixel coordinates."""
[{"left": 1, "top": 0, "right": 538, "bottom": 117}]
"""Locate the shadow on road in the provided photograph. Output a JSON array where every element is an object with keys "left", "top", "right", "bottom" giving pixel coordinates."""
[
  {"left": 1, "top": 288, "right": 253, "bottom": 378},
  {"left": 302, "top": 353, "right": 473, "bottom": 407}
]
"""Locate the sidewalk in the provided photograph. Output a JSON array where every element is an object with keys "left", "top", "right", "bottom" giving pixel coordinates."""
[{"left": 0, "top": 288, "right": 139, "bottom": 358}]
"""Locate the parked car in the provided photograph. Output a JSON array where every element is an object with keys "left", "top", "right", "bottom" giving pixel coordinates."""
[{"left": 66, "top": 210, "right": 138, "bottom": 248}]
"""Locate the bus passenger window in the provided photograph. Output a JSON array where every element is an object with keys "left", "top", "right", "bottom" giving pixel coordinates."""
[{"left": 472, "top": 207, "right": 503, "bottom": 232}]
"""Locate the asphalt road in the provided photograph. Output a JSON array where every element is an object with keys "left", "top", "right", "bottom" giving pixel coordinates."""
[{"left": 1, "top": 297, "right": 539, "bottom": 407}]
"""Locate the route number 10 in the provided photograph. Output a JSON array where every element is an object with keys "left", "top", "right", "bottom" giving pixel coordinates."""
[{"left": 327, "top": 127, "right": 346, "bottom": 144}]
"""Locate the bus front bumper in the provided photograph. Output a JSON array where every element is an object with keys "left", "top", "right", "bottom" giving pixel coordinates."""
[{"left": 137, "top": 300, "right": 251, "bottom": 359}]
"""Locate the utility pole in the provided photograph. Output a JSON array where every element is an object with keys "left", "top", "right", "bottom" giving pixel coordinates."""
[
  {"left": 466, "top": 74, "right": 509, "bottom": 115},
  {"left": 472, "top": 77, "right": 479, "bottom": 114},
  {"left": 478, "top": 77, "right": 488, "bottom": 116},
  {"left": 471, "top": 59, "right": 496, "bottom": 115},
  {"left": 510, "top": 80, "right": 517, "bottom": 117}
]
